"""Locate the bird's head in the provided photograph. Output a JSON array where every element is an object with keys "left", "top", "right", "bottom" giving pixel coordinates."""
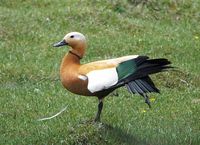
[{"left": 53, "top": 32, "right": 86, "bottom": 58}]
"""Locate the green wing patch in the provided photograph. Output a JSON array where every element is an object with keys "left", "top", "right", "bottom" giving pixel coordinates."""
[{"left": 116, "top": 59, "right": 137, "bottom": 80}]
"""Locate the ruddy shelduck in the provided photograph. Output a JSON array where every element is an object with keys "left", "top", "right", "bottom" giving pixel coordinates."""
[{"left": 53, "top": 32, "right": 172, "bottom": 122}]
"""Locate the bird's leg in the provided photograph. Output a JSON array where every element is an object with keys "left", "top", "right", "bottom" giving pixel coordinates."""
[
  {"left": 143, "top": 93, "right": 151, "bottom": 108},
  {"left": 94, "top": 98, "right": 103, "bottom": 122}
]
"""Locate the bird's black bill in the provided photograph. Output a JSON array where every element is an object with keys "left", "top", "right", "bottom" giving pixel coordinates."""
[{"left": 53, "top": 40, "right": 68, "bottom": 47}]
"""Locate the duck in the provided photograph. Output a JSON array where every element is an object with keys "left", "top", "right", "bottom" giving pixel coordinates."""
[{"left": 53, "top": 32, "right": 172, "bottom": 122}]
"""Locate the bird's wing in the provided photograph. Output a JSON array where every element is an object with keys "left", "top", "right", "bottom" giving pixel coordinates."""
[
  {"left": 78, "top": 55, "right": 138, "bottom": 74},
  {"left": 78, "top": 55, "right": 171, "bottom": 94},
  {"left": 78, "top": 55, "right": 138, "bottom": 93}
]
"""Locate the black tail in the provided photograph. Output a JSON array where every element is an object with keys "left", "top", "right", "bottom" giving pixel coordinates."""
[
  {"left": 114, "top": 56, "right": 172, "bottom": 88},
  {"left": 111, "top": 56, "right": 172, "bottom": 107},
  {"left": 124, "top": 57, "right": 172, "bottom": 82},
  {"left": 121, "top": 57, "right": 171, "bottom": 91}
]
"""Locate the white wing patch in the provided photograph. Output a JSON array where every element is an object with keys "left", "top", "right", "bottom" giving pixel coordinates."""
[
  {"left": 78, "top": 75, "right": 87, "bottom": 81},
  {"left": 86, "top": 68, "right": 118, "bottom": 93}
]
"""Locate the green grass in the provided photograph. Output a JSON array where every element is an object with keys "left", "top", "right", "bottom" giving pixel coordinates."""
[{"left": 0, "top": 0, "right": 200, "bottom": 144}]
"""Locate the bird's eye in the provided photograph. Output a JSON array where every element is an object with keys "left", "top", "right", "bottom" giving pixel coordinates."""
[{"left": 70, "top": 35, "right": 74, "bottom": 38}]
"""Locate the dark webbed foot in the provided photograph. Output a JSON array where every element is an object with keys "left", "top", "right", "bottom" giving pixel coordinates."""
[
  {"left": 94, "top": 99, "right": 103, "bottom": 122},
  {"left": 142, "top": 93, "right": 151, "bottom": 108}
]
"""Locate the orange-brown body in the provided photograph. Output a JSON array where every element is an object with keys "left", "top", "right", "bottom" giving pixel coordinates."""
[
  {"left": 60, "top": 53, "right": 91, "bottom": 96},
  {"left": 60, "top": 51, "right": 137, "bottom": 96}
]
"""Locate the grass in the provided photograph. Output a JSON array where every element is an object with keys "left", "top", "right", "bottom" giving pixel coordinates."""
[{"left": 0, "top": 0, "right": 200, "bottom": 144}]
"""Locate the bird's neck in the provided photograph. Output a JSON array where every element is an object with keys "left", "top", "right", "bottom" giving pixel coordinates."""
[
  {"left": 69, "top": 48, "right": 84, "bottom": 60},
  {"left": 60, "top": 45, "right": 86, "bottom": 74},
  {"left": 61, "top": 52, "right": 80, "bottom": 68}
]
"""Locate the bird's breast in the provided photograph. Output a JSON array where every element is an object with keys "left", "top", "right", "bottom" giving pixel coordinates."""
[{"left": 60, "top": 70, "right": 92, "bottom": 96}]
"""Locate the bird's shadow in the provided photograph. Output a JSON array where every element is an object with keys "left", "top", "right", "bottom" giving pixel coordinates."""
[
  {"left": 99, "top": 122, "right": 148, "bottom": 145},
  {"left": 79, "top": 120, "right": 148, "bottom": 145}
]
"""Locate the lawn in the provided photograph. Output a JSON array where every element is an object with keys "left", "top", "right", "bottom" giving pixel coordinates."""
[{"left": 0, "top": 0, "right": 200, "bottom": 144}]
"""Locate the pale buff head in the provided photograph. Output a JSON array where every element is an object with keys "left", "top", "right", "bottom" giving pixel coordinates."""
[{"left": 53, "top": 32, "right": 87, "bottom": 58}]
